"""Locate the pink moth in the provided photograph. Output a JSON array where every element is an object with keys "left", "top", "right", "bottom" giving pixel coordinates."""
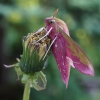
[{"left": 42, "top": 9, "right": 94, "bottom": 87}]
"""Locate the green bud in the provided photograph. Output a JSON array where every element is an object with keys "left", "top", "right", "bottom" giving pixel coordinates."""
[
  {"left": 4, "top": 29, "right": 50, "bottom": 91},
  {"left": 19, "top": 30, "right": 50, "bottom": 74}
]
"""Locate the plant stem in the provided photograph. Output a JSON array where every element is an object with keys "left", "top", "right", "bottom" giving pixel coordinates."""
[{"left": 23, "top": 80, "right": 30, "bottom": 100}]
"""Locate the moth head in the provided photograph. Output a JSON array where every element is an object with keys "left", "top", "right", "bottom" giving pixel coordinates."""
[
  {"left": 45, "top": 17, "right": 55, "bottom": 26},
  {"left": 45, "top": 9, "right": 58, "bottom": 27}
]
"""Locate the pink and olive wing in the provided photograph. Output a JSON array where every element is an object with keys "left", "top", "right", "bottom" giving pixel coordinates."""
[
  {"left": 52, "top": 34, "right": 71, "bottom": 87},
  {"left": 61, "top": 30, "right": 94, "bottom": 76}
]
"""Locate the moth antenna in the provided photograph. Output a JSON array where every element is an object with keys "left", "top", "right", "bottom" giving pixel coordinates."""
[
  {"left": 53, "top": 9, "right": 59, "bottom": 18},
  {"left": 43, "top": 36, "right": 57, "bottom": 60}
]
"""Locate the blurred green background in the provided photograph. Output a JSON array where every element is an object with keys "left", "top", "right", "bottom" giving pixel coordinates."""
[{"left": 0, "top": 0, "right": 100, "bottom": 100}]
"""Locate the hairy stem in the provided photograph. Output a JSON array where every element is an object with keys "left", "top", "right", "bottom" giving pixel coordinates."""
[{"left": 23, "top": 80, "right": 30, "bottom": 100}]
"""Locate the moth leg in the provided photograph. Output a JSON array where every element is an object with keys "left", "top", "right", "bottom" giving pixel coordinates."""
[
  {"left": 43, "top": 36, "right": 57, "bottom": 60},
  {"left": 32, "top": 27, "right": 52, "bottom": 44},
  {"left": 36, "top": 27, "right": 47, "bottom": 34}
]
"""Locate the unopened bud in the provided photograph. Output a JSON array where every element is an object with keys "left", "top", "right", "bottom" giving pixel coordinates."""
[{"left": 19, "top": 29, "right": 50, "bottom": 74}]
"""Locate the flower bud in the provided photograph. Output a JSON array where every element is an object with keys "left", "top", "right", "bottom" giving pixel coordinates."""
[{"left": 19, "top": 30, "right": 50, "bottom": 74}]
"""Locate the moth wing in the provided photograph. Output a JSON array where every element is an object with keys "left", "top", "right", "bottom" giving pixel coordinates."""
[
  {"left": 60, "top": 29, "right": 94, "bottom": 76},
  {"left": 52, "top": 34, "right": 71, "bottom": 87}
]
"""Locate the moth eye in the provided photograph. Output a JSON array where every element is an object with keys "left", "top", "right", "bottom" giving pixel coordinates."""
[
  {"left": 49, "top": 20, "right": 55, "bottom": 24},
  {"left": 50, "top": 20, "right": 53, "bottom": 24}
]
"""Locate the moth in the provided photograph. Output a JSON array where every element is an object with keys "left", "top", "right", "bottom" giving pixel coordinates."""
[{"left": 37, "top": 9, "right": 94, "bottom": 87}]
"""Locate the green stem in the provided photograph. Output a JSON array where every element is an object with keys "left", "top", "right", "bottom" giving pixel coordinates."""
[{"left": 23, "top": 80, "right": 30, "bottom": 100}]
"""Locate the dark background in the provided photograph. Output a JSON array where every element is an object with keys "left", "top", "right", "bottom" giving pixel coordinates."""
[{"left": 0, "top": 0, "right": 100, "bottom": 100}]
